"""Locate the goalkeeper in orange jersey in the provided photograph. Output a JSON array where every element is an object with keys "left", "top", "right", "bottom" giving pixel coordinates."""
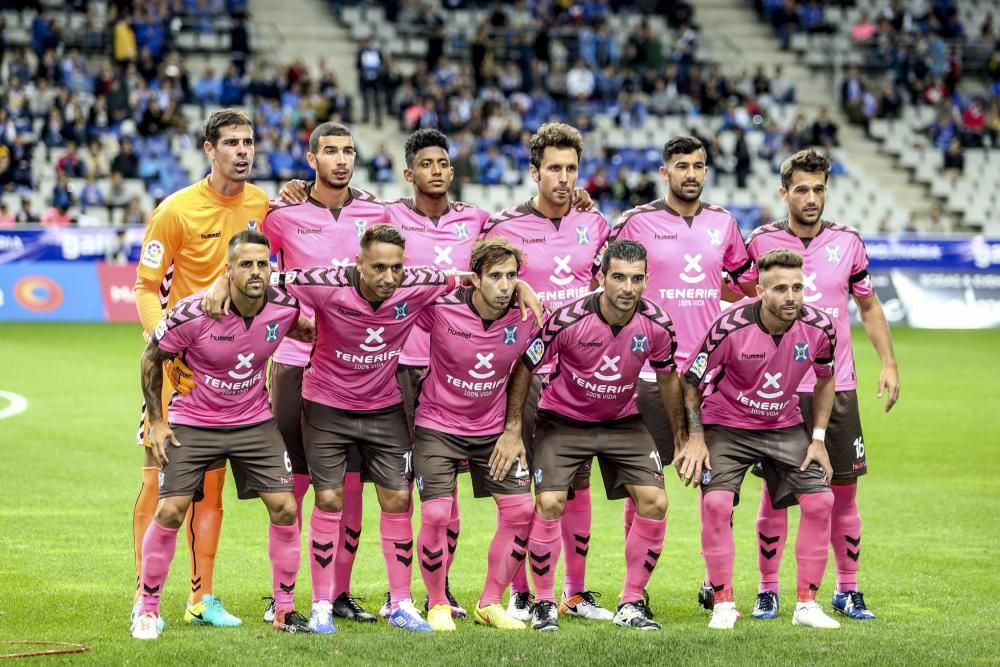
[{"left": 131, "top": 108, "right": 270, "bottom": 630}]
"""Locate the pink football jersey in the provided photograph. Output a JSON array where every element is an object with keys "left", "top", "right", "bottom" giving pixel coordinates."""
[
  {"left": 263, "top": 187, "right": 387, "bottom": 367},
  {"left": 414, "top": 287, "right": 535, "bottom": 436},
  {"left": 153, "top": 287, "right": 301, "bottom": 427},
  {"left": 284, "top": 265, "right": 456, "bottom": 411},
  {"left": 387, "top": 198, "right": 490, "bottom": 367},
  {"left": 481, "top": 199, "right": 610, "bottom": 373},
  {"left": 522, "top": 292, "right": 677, "bottom": 423},
  {"left": 607, "top": 200, "right": 751, "bottom": 374},
  {"left": 740, "top": 219, "right": 873, "bottom": 391},
  {"left": 684, "top": 300, "right": 837, "bottom": 430}
]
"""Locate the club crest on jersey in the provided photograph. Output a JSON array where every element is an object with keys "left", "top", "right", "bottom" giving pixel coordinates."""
[
  {"left": 503, "top": 326, "right": 518, "bottom": 345},
  {"left": 576, "top": 226, "right": 589, "bottom": 245},
  {"left": 265, "top": 321, "right": 279, "bottom": 343},
  {"left": 525, "top": 338, "right": 545, "bottom": 365},
  {"left": 701, "top": 470, "right": 713, "bottom": 485},
  {"left": 690, "top": 352, "right": 708, "bottom": 379},
  {"left": 247, "top": 220, "right": 258, "bottom": 231},
  {"left": 794, "top": 342, "right": 809, "bottom": 361},
  {"left": 354, "top": 219, "right": 368, "bottom": 238},
  {"left": 706, "top": 228, "right": 722, "bottom": 246},
  {"left": 534, "top": 468, "right": 543, "bottom": 484},
  {"left": 157, "top": 471, "right": 165, "bottom": 488},
  {"left": 631, "top": 334, "right": 648, "bottom": 354},
  {"left": 455, "top": 222, "right": 469, "bottom": 240},
  {"left": 394, "top": 302, "right": 409, "bottom": 320},
  {"left": 826, "top": 245, "right": 841, "bottom": 263},
  {"left": 416, "top": 476, "right": 424, "bottom": 492}
]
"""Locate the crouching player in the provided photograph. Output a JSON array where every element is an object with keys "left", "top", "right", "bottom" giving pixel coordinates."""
[
  {"left": 131, "top": 231, "right": 315, "bottom": 639},
  {"left": 674, "top": 248, "right": 841, "bottom": 630},
  {"left": 500, "top": 239, "right": 684, "bottom": 632},
  {"left": 413, "top": 238, "right": 538, "bottom": 631}
]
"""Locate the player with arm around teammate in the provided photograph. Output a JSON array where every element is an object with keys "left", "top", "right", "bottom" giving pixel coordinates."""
[{"left": 131, "top": 231, "right": 315, "bottom": 639}]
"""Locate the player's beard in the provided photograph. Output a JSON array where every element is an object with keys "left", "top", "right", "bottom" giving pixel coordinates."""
[
  {"left": 791, "top": 202, "right": 824, "bottom": 228},
  {"left": 670, "top": 179, "right": 703, "bottom": 202},
  {"left": 320, "top": 167, "right": 353, "bottom": 190}
]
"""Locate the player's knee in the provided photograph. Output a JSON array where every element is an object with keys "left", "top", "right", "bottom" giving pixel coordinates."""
[
  {"left": 635, "top": 490, "right": 668, "bottom": 520},
  {"left": 378, "top": 488, "right": 411, "bottom": 514},
  {"left": 535, "top": 493, "right": 566, "bottom": 520},
  {"left": 270, "top": 495, "right": 298, "bottom": 526},
  {"left": 499, "top": 495, "right": 535, "bottom": 527},
  {"left": 153, "top": 500, "right": 186, "bottom": 528},
  {"left": 315, "top": 488, "right": 343, "bottom": 513},
  {"left": 702, "top": 490, "right": 734, "bottom": 522},
  {"left": 799, "top": 490, "right": 834, "bottom": 520},
  {"left": 420, "top": 496, "right": 453, "bottom": 526}
]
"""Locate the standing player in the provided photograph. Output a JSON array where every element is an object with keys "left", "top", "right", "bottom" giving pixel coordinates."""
[
  {"left": 675, "top": 248, "right": 842, "bottom": 630},
  {"left": 132, "top": 108, "right": 269, "bottom": 629},
  {"left": 499, "top": 239, "right": 682, "bottom": 632},
  {"left": 261, "top": 121, "right": 387, "bottom": 630},
  {"left": 388, "top": 129, "right": 492, "bottom": 619},
  {"left": 604, "top": 136, "right": 751, "bottom": 539},
  {"left": 479, "top": 122, "right": 613, "bottom": 622},
  {"left": 131, "top": 231, "right": 314, "bottom": 639},
  {"left": 413, "top": 238, "right": 537, "bottom": 632},
  {"left": 736, "top": 150, "right": 900, "bottom": 621}
]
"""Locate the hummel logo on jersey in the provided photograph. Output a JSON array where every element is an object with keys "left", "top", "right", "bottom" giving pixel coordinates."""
[
  {"left": 503, "top": 326, "right": 518, "bottom": 345},
  {"left": 794, "top": 342, "right": 810, "bottom": 361},
  {"left": 576, "top": 226, "right": 589, "bottom": 245},
  {"left": 361, "top": 327, "right": 386, "bottom": 352},
  {"left": 802, "top": 272, "right": 822, "bottom": 303},
  {"left": 469, "top": 352, "right": 496, "bottom": 379},
  {"left": 434, "top": 245, "right": 454, "bottom": 266},
  {"left": 707, "top": 228, "right": 722, "bottom": 246},
  {"left": 354, "top": 219, "right": 368, "bottom": 238},
  {"left": 826, "top": 245, "right": 841, "bottom": 263},
  {"left": 756, "top": 372, "right": 783, "bottom": 399},
  {"left": 265, "top": 321, "right": 279, "bottom": 343},
  {"left": 228, "top": 352, "right": 256, "bottom": 380},
  {"left": 594, "top": 355, "right": 622, "bottom": 381},
  {"left": 631, "top": 334, "right": 648, "bottom": 354},
  {"left": 394, "top": 302, "right": 409, "bottom": 320},
  {"left": 680, "top": 254, "right": 706, "bottom": 284},
  {"left": 455, "top": 222, "right": 469, "bottom": 240},
  {"left": 550, "top": 255, "right": 574, "bottom": 286}
]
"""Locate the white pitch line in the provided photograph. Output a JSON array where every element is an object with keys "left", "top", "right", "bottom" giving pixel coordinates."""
[{"left": 0, "top": 390, "right": 28, "bottom": 420}]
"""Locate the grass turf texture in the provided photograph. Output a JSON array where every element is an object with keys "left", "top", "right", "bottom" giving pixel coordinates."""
[{"left": 0, "top": 323, "right": 997, "bottom": 665}]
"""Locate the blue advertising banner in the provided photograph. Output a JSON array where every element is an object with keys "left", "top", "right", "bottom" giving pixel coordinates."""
[
  {"left": 0, "top": 263, "right": 106, "bottom": 321},
  {"left": 865, "top": 236, "right": 1000, "bottom": 271},
  {"left": 0, "top": 228, "right": 146, "bottom": 263}
]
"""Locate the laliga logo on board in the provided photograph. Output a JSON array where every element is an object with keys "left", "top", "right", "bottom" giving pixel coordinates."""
[
  {"left": 549, "top": 255, "right": 574, "bottom": 286},
  {"left": 228, "top": 352, "right": 256, "bottom": 380},
  {"left": 756, "top": 371, "right": 783, "bottom": 399},
  {"left": 680, "top": 254, "right": 706, "bottom": 284},
  {"left": 361, "top": 327, "right": 386, "bottom": 352},
  {"left": 594, "top": 355, "right": 622, "bottom": 381},
  {"left": 468, "top": 352, "right": 496, "bottom": 379}
]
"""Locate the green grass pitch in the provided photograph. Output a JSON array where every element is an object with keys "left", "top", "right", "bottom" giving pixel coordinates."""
[{"left": 0, "top": 324, "right": 997, "bottom": 664}]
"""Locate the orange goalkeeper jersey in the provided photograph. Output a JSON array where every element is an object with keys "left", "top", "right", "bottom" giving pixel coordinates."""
[{"left": 134, "top": 177, "right": 270, "bottom": 333}]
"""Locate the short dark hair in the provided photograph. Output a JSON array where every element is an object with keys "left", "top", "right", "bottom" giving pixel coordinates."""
[
  {"left": 601, "top": 239, "right": 647, "bottom": 274},
  {"left": 661, "top": 135, "right": 705, "bottom": 164},
  {"left": 360, "top": 224, "right": 406, "bottom": 251},
  {"left": 203, "top": 108, "right": 253, "bottom": 146},
  {"left": 405, "top": 129, "right": 449, "bottom": 167},
  {"left": 470, "top": 238, "right": 523, "bottom": 276},
  {"left": 227, "top": 230, "right": 270, "bottom": 259},
  {"left": 309, "top": 121, "right": 353, "bottom": 153},
  {"left": 757, "top": 248, "right": 803, "bottom": 275},
  {"left": 529, "top": 122, "right": 583, "bottom": 169},
  {"left": 780, "top": 149, "right": 831, "bottom": 189}
]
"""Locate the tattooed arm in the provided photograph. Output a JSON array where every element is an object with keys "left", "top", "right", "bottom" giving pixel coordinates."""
[{"left": 140, "top": 340, "right": 182, "bottom": 467}]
